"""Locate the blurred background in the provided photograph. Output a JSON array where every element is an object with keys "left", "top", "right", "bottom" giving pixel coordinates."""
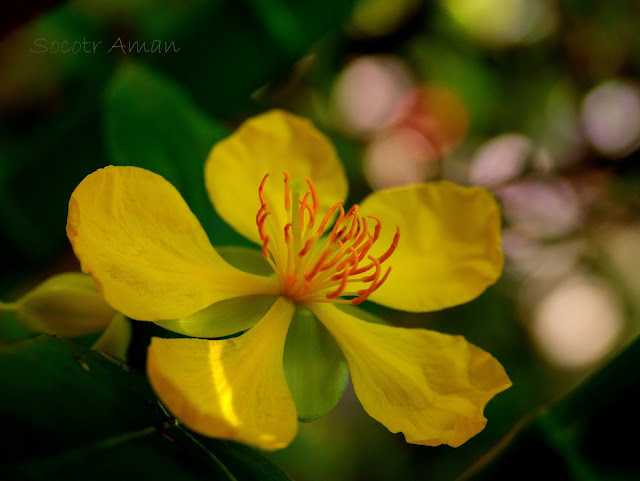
[{"left": 1, "top": 0, "right": 640, "bottom": 479}]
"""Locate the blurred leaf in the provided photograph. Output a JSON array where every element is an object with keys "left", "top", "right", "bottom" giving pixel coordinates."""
[
  {"left": 283, "top": 305, "right": 349, "bottom": 422},
  {"left": 104, "top": 63, "right": 246, "bottom": 245},
  {"left": 149, "top": 0, "right": 357, "bottom": 115},
  {"left": 462, "top": 334, "right": 640, "bottom": 481},
  {"left": 1, "top": 0, "right": 357, "bottom": 271},
  {"left": 0, "top": 335, "right": 291, "bottom": 481},
  {"left": 0, "top": 8, "right": 112, "bottom": 264}
]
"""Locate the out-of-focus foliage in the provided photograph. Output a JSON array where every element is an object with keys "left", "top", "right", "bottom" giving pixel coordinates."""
[
  {"left": 463, "top": 332, "right": 640, "bottom": 481},
  {"left": 0, "top": 335, "right": 291, "bottom": 481},
  {"left": 104, "top": 64, "right": 239, "bottom": 245},
  {"left": 0, "top": 0, "right": 356, "bottom": 277}
]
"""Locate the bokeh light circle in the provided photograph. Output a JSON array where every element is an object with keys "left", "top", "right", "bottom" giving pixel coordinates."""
[
  {"left": 532, "top": 274, "right": 624, "bottom": 369},
  {"left": 333, "top": 55, "right": 414, "bottom": 136},
  {"left": 581, "top": 80, "right": 640, "bottom": 157}
]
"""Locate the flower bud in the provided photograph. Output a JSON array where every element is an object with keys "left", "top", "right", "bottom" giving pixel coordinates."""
[{"left": 15, "top": 272, "right": 115, "bottom": 337}]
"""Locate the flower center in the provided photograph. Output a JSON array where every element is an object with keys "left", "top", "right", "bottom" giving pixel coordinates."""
[{"left": 255, "top": 172, "right": 399, "bottom": 305}]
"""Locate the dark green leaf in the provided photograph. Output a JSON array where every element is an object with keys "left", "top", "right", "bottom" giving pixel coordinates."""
[
  {"left": 104, "top": 63, "right": 246, "bottom": 245},
  {"left": 2, "top": 0, "right": 357, "bottom": 268},
  {"left": 461, "top": 334, "right": 640, "bottom": 481},
  {"left": 0, "top": 335, "right": 291, "bottom": 481}
]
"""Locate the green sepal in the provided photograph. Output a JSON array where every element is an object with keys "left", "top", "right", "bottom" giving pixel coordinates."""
[
  {"left": 155, "top": 246, "right": 276, "bottom": 339},
  {"left": 335, "top": 302, "right": 391, "bottom": 326},
  {"left": 283, "top": 305, "right": 349, "bottom": 423},
  {"left": 216, "top": 246, "right": 274, "bottom": 276},
  {"left": 155, "top": 295, "right": 276, "bottom": 339}
]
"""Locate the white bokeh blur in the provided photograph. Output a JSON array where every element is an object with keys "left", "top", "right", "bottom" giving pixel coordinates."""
[{"left": 532, "top": 274, "right": 624, "bottom": 369}]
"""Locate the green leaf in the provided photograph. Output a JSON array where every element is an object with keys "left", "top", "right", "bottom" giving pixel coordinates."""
[
  {"left": 2, "top": 0, "right": 358, "bottom": 267},
  {"left": 461, "top": 334, "right": 640, "bottom": 481},
  {"left": 104, "top": 63, "right": 247, "bottom": 246},
  {"left": 0, "top": 335, "right": 291, "bottom": 481},
  {"left": 283, "top": 305, "right": 349, "bottom": 422}
]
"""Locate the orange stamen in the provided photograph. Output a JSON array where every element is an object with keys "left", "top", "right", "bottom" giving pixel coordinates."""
[
  {"left": 330, "top": 205, "right": 346, "bottom": 240},
  {"left": 352, "top": 256, "right": 382, "bottom": 305},
  {"left": 299, "top": 192, "right": 315, "bottom": 229},
  {"left": 352, "top": 267, "right": 392, "bottom": 305},
  {"left": 320, "top": 241, "right": 344, "bottom": 272},
  {"left": 377, "top": 226, "right": 400, "bottom": 264},
  {"left": 305, "top": 177, "right": 319, "bottom": 214},
  {"left": 326, "top": 266, "right": 350, "bottom": 299},
  {"left": 351, "top": 217, "right": 369, "bottom": 248},
  {"left": 299, "top": 238, "right": 314, "bottom": 257},
  {"left": 317, "top": 201, "right": 343, "bottom": 234},
  {"left": 254, "top": 172, "right": 399, "bottom": 304},
  {"left": 304, "top": 249, "right": 333, "bottom": 282},
  {"left": 333, "top": 247, "right": 359, "bottom": 278},
  {"left": 340, "top": 208, "right": 360, "bottom": 243},
  {"left": 258, "top": 173, "right": 269, "bottom": 206},
  {"left": 356, "top": 234, "right": 374, "bottom": 258},
  {"left": 261, "top": 237, "right": 270, "bottom": 259},
  {"left": 367, "top": 215, "right": 382, "bottom": 243},
  {"left": 257, "top": 211, "right": 270, "bottom": 241},
  {"left": 284, "top": 223, "right": 292, "bottom": 243},
  {"left": 283, "top": 172, "right": 291, "bottom": 210},
  {"left": 350, "top": 262, "right": 374, "bottom": 276}
]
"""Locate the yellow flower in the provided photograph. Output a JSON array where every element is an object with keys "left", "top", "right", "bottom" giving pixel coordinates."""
[{"left": 67, "top": 110, "right": 511, "bottom": 451}]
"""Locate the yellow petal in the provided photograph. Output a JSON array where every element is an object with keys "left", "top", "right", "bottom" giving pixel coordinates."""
[
  {"left": 205, "top": 110, "right": 348, "bottom": 244},
  {"left": 359, "top": 181, "right": 503, "bottom": 312},
  {"left": 147, "top": 296, "right": 298, "bottom": 450},
  {"left": 67, "top": 166, "right": 279, "bottom": 321},
  {"left": 310, "top": 303, "right": 511, "bottom": 447}
]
